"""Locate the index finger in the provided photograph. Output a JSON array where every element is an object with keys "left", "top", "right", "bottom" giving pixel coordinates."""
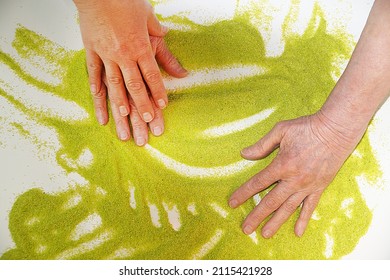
[
  {"left": 229, "top": 161, "right": 280, "bottom": 208},
  {"left": 138, "top": 50, "right": 168, "bottom": 110}
]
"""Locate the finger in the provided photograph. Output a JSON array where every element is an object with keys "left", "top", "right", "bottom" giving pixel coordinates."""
[
  {"left": 121, "top": 62, "right": 155, "bottom": 122},
  {"left": 110, "top": 98, "right": 131, "bottom": 141},
  {"left": 86, "top": 50, "right": 103, "bottom": 96},
  {"left": 129, "top": 99, "right": 148, "bottom": 146},
  {"left": 86, "top": 50, "right": 107, "bottom": 124},
  {"left": 138, "top": 51, "right": 168, "bottom": 110},
  {"left": 294, "top": 194, "right": 321, "bottom": 237},
  {"left": 154, "top": 37, "right": 188, "bottom": 78},
  {"left": 147, "top": 12, "right": 169, "bottom": 37},
  {"left": 229, "top": 160, "right": 280, "bottom": 208},
  {"left": 241, "top": 182, "right": 293, "bottom": 235},
  {"left": 261, "top": 192, "right": 306, "bottom": 238},
  {"left": 148, "top": 98, "right": 165, "bottom": 137},
  {"left": 241, "top": 121, "right": 286, "bottom": 160},
  {"left": 104, "top": 62, "right": 131, "bottom": 140},
  {"left": 92, "top": 82, "right": 109, "bottom": 125},
  {"left": 104, "top": 61, "right": 131, "bottom": 117}
]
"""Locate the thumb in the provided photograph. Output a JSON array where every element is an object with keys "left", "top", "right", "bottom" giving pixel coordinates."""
[
  {"left": 148, "top": 13, "right": 169, "bottom": 37},
  {"left": 155, "top": 38, "right": 188, "bottom": 78},
  {"left": 241, "top": 122, "right": 285, "bottom": 160}
]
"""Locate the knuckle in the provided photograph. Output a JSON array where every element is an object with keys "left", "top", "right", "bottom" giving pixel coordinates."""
[
  {"left": 126, "top": 79, "right": 144, "bottom": 92},
  {"left": 284, "top": 201, "right": 297, "bottom": 213},
  {"left": 92, "top": 91, "right": 104, "bottom": 99},
  {"left": 91, "top": 88, "right": 106, "bottom": 99},
  {"left": 107, "top": 75, "right": 122, "bottom": 85},
  {"left": 256, "top": 169, "right": 274, "bottom": 187},
  {"left": 87, "top": 61, "right": 101, "bottom": 72},
  {"left": 275, "top": 185, "right": 290, "bottom": 197},
  {"left": 264, "top": 197, "right": 277, "bottom": 210},
  {"left": 144, "top": 72, "right": 161, "bottom": 85},
  {"left": 248, "top": 180, "right": 261, "bottom": 193},
  {"left": 132, "top": 122, "right": 146, "bottom": 133},
  {"left": 114, "top": 118, "right": 126, "bottom": 128}
]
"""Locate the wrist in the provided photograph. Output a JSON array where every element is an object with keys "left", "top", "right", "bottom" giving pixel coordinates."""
[
  {"left": 320, "top": 96, "right": 369, "bottom": 133},
  {"left": 320, "top": 73, "right": 388, "bottom": 137},
  {"left": 315, "top": 85, "right": 372, "bottom": 151},
  {"left": 311, "top": 110, "right": 365, "bottom": 158}
]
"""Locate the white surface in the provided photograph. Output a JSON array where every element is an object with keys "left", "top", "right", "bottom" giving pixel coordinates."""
[{"left": 0, "top": 0, "right": 389, "bottom": 259}]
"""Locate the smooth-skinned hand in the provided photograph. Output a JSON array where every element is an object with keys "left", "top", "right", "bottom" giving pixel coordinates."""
[
  {"left": 74, "top": 0, "right": 187, "bottom": 142},
  {"left": 101, "top": 35, "right": 187, "bottom": 145}
]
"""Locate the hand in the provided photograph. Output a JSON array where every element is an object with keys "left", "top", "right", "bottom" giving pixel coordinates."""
[
  {"left": 127, "top": 92, "right": 165, "bottom": 147},
  {"left": 100, "top": 65, "right": 166, "bottom": 147},
  {"left": 96, "top": 35, "right": 186, "bottom": 145},
  {"left": 74, "top": 0, "right": 187, "bottom": 141},
  {"left": 229, "top": 112, "right": 363, "bottom": 238}
]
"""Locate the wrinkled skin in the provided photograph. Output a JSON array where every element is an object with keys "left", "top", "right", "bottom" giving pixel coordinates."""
[
  {"left": 230, "top": 0, "right": 389, "bottom": 238},
  {"left": 229, "top": 112, "right": 362, "bottom": 238}
]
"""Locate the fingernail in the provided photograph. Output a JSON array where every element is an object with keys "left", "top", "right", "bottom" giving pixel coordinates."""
[
  {"left": 119, "top": 106, "right": 129, "bottom": 116},
  {"left": 296, "top": 227, "right": 304, "bottom": 237},
  {"left": 229, "top": 199, "right": 238, "bottom": 208},
  {"left": 143, "top": 112, "right": 153, "bottom": 122},
  {"left": 180, "top": 68, "right": 189, "bottom": 75},
  {"left": 136, "top": 137, "right": 145, "bottom": 146},
  {"left": 153, "top": 126, "right": 163, "bottom": 136},
  {"left": 241, "top": 148, "right": 253, "bottom": 158},
  {"left": 243, "top": 226, "right": 252, "bottom": 235},
  {"left": 262, "top": 230, "right": 272, "bottom": 238},
  {"left": 90, "top": 84, "right": 97, "bottom": 94},
  {"left": 119, "top": 130, "right": 129, "bottom": 141},
  {"left": 157, "top": 99, "right": 166, "bottom": 109}
]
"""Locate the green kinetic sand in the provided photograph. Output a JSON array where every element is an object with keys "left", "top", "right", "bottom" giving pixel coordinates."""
[{"left": 0, "top": 4, "right": 382, "bottom": 259}]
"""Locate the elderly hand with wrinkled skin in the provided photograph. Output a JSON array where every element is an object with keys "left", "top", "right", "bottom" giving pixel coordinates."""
[
  {"left": 229, "top": 113, "right": 361, "bottom": 238},
  {"left": 229, "top": 0, "right": 390, "bottom": 238},
  {"left": 73, "top": 0, "right": 187, "bottom": 144}
]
